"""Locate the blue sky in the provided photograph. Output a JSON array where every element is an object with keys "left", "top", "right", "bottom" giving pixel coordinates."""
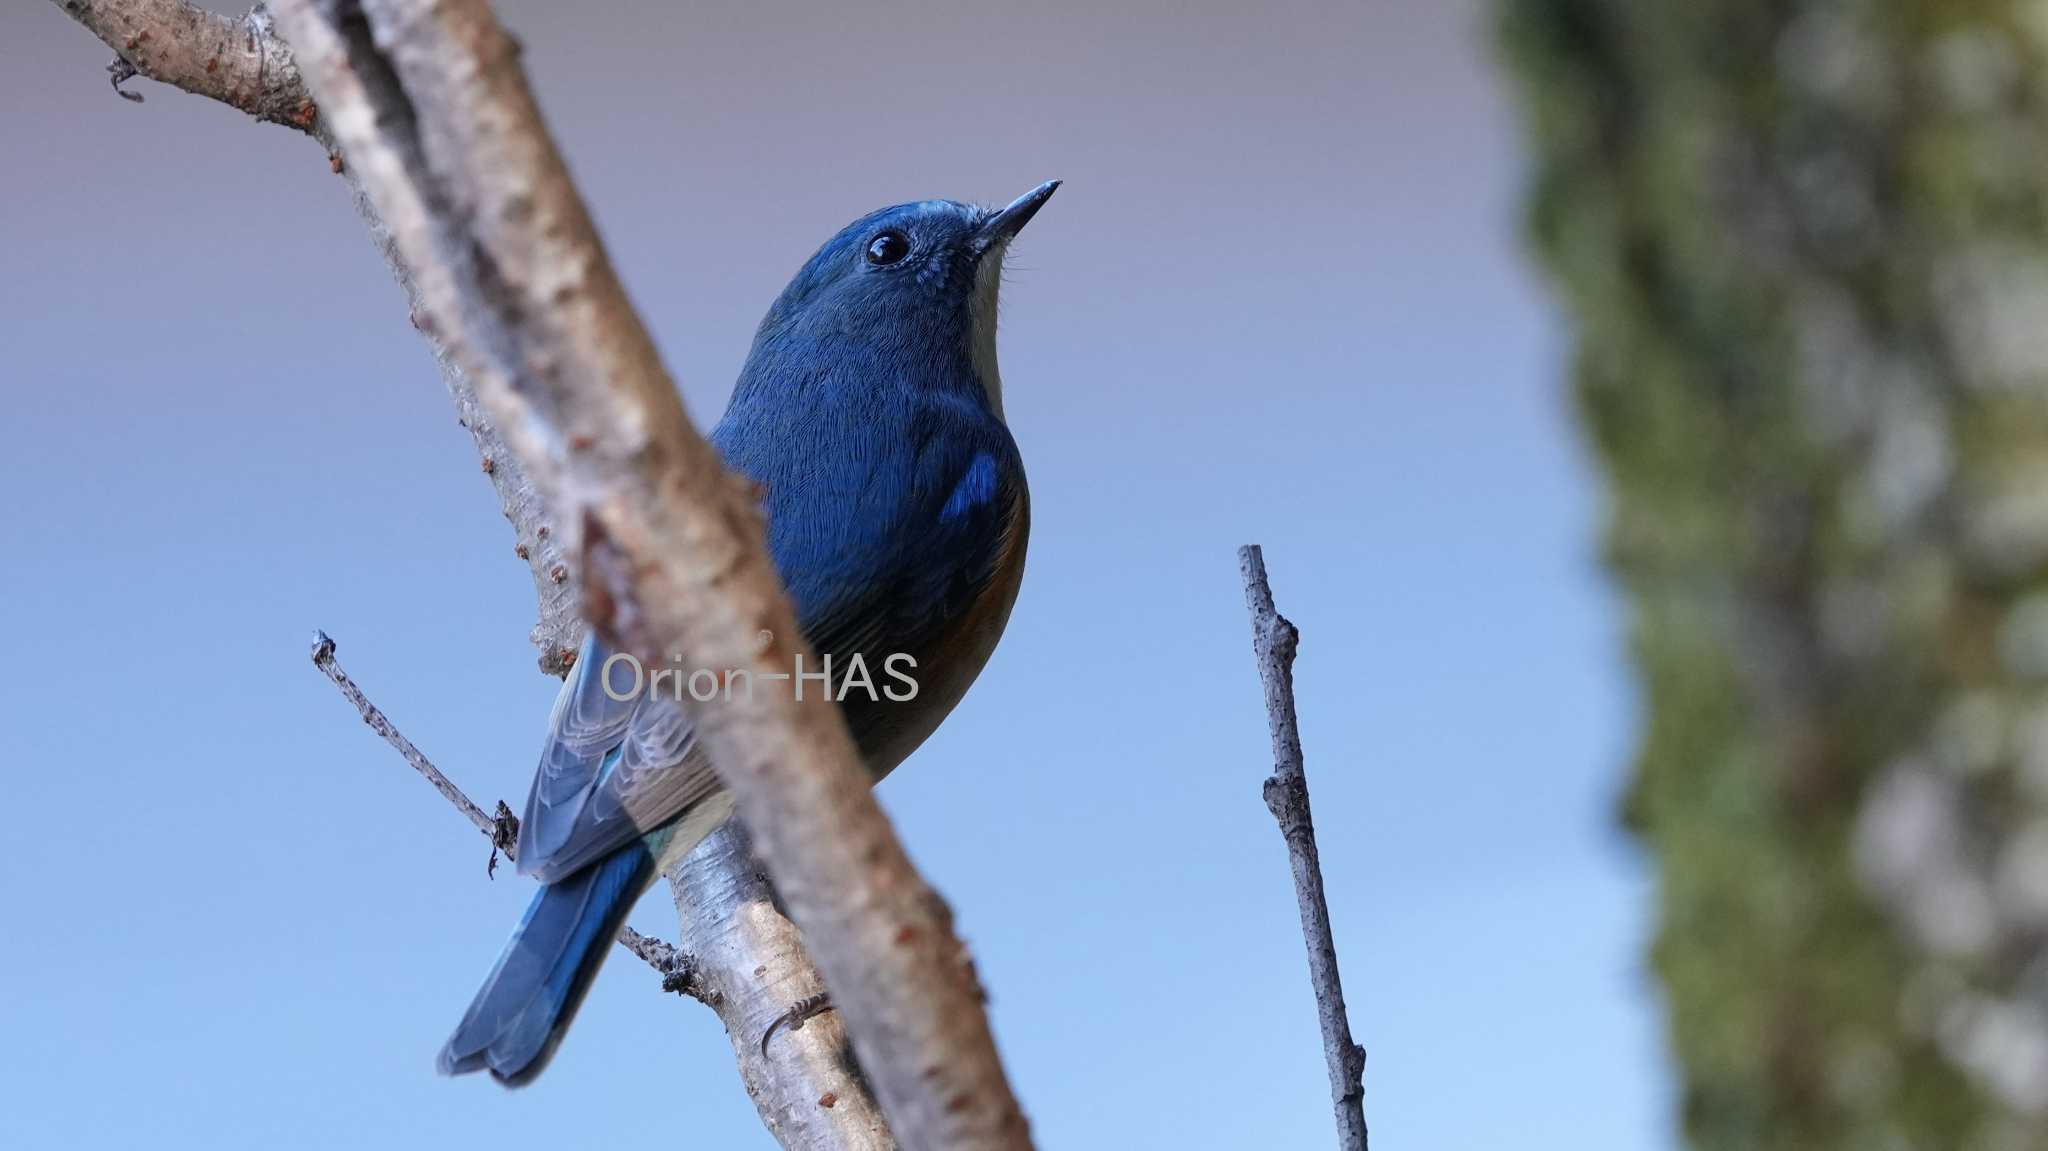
[{"left": 1, "top": 1, "right": 1668, "bottom": 1146}]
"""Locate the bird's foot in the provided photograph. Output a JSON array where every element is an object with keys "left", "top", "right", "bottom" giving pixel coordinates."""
[
  {"left": 759, "top": 992, "right": 835, "bottom": 1057},
  {"left": 487, "top": 800, "right": 520, "bottom": 877}
]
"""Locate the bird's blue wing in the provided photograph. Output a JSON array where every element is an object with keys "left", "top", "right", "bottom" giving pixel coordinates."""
[
  {"left": 516, "top": 425, "right": 1021, "bottom": 882},
  {"left": 773, "top": 417, "right": 1022, "bottom": 663},
  {"left": 516, "top": 632, "right": 717, "bottom": 882}
]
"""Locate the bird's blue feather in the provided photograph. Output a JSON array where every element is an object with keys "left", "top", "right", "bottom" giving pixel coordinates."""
[
  {"left": 437, "top": 837, "right": 655, "bottom": 1084},
  {"left": 941, "top": 452, "right": 1000, "bottom": 522}
]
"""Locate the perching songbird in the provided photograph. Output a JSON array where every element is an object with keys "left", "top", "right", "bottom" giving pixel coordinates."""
[{"left": 438, "top": 181, "right": 1057, "bottom": 1084}]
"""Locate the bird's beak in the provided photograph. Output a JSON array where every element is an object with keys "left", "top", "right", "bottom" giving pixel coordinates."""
[{"left": 973, "top": 179, "right": 1060, "bottom": 255}]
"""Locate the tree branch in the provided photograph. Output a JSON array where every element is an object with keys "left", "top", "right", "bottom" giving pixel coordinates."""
[
  {"left": 53, "top": 0, "right": 314, "bottom": 130},
  {"left": 309, "top": 630, "right": 512, "bottom": 855},
  {"left": 260, "top": 0, "right": 1027, "bottom": 1145},
  {"left": 308, "top": 629, "right": 700, "bottom": 993},
  {"left": 668, "top": 825, "right": 896, "bottom": 1148},
  {"left": 1238, "top": 545, "right": 1367, "bottom": 1151}
]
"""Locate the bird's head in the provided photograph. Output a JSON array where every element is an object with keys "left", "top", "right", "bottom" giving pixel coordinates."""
[{"left": 746, "top": 180, "right": 1059, "bottom": 417}]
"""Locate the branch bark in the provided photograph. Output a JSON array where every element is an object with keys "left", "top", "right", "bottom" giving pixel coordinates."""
[
  {"left": 260, "top": 1, "right": 1029, "bottom": 1146},
  {"left": 48, "top": 2, "right": 905, "bottom": 1146},
  {"left": 55, "top": 0, "right": 312, "bottom": 129},
  {"left": 670, "top": 824, "right": 895, "bottom": 1148},
  {"left": 1238, "top": 545, "right": 1367, "bottom": 1151}
]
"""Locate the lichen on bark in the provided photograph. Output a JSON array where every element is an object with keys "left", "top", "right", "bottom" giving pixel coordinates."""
[{"left": 1498, "top": 1, "right": 2048, "bottom": 1146}]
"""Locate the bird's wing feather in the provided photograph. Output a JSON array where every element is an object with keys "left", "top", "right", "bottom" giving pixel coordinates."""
[
  {"left": 516, "top": 425, "right": 1021, "bottom": 883},
  {"left": 517, "top": 633, "right": 723, "bottom": 882},
  {"left": 518, "top": 640, "right": 631, "bottom": 865}
]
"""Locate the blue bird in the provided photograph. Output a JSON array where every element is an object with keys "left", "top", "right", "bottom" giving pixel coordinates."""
[{"left": 438, "top": 181, "right": 1058, "bottom": 1085}]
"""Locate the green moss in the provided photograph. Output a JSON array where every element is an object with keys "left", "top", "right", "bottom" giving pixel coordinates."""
[{"left": 1497, "top": 1, "right": 2048, "bottom": 1146}]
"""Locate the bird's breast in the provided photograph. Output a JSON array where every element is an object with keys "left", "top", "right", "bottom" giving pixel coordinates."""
[{"left": 859, "top": 482, "right": 1029, "bottom": 778}]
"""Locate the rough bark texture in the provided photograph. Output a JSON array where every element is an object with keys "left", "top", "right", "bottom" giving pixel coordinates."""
[
  {"left": 1238, "top": 546, "right": 1367, "bottom": 1151},
  {"left": 57, "top": 0, "right": 311, "bottom": 128},
  {"left": 671, "top": 824, "right": 895, "bottom": 1149},
  {"left": 47, "top": 1, "right": 894, "bottom": 1145},
  {"left": 267, "top": 1, "right": 1031, "bottom": 1146},
  {"left": 1498, "top": 2, "right": 2048, "bottom": 1147}
]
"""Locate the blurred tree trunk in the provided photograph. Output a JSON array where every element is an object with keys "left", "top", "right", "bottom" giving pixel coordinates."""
[{"left": 1497, "top": 2, "right": 2048, "bottom": 1147}]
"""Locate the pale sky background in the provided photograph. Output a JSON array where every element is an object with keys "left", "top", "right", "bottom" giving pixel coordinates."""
[{"left": 1, "top": 1, "right": 1668, "bottom": 1146}]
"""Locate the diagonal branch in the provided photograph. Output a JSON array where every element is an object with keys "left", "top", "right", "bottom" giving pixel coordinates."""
[
  {"left": 310, "top": 630, "right": 510, "bottom": 854},
  {"left": 309, "top": 629, "right": 703, "bottom": 997},
  {"left": 266, "top": 1, "right": 1032, "bottom": 1145},
  {"left": 55, "top": 0, "right": 314, "bottom": 130},
  {"left": 1239, "top": 545, "right": 1367, "bottom": 1151}
]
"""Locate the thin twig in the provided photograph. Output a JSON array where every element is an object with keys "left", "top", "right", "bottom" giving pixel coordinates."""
[
  {"left": 1238, "top": 545, "right": 1367, "bottom": 1151},
  {"left": 310, "top": 630, "right": 499, "bottom": 843},
  {"left": 618, "top": 926, "right": 711, "bottom": 1001},
  {"left": 308, "top": 630, "right": 702, "bottom": 998}
]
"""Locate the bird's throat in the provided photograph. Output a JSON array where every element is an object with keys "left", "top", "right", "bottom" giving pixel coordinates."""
[{"left": 968, "top": 243, "right": 1007, "bottom": 421}]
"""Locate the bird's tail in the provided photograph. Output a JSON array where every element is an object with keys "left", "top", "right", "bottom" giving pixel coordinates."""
[{"left": 437, "top": 840, "right": 654, "bottom": 1085}]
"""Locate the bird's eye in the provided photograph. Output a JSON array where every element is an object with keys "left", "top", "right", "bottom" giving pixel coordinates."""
[{"left": 865, "top": 230, "right": 911, "bottom": 266}]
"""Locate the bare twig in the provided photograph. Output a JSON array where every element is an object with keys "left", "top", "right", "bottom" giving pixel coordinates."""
[
  {"left": 268, "top": 0, "right": 1030, "bottom": 1143},
  {"left": 310, "top": 630, "right": 499, "bottom": 844},
  {"left": 308, "top": 630, "right": 702, "bottom": 994},
  {"left": 1238, "top": 545, "right": 1367, "bottom": 1151},
  {"left": 54, "top": 0, "right": 313, "bottom": 130},
  {"left": 617, "top": 926, "right": 708, "bottom": 1000}
]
